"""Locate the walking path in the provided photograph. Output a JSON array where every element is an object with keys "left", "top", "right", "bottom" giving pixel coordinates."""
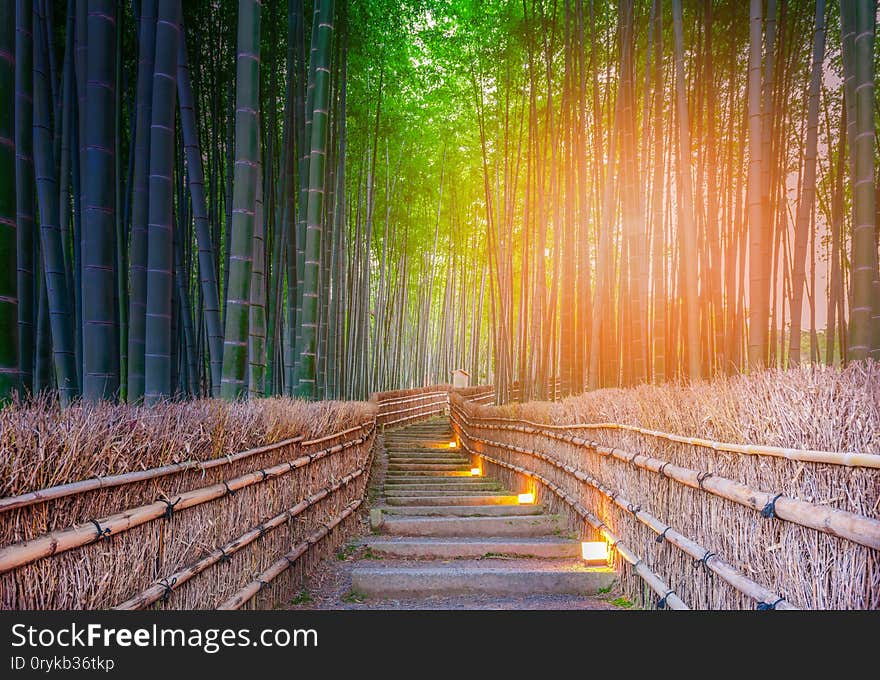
[{"left": 291, "top": 416, "right": 617, "bottom": 609}]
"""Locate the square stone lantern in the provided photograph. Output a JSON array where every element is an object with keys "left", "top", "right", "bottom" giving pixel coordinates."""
[{"left": 451, "top": 368, "right": 470, "bottom": 389}]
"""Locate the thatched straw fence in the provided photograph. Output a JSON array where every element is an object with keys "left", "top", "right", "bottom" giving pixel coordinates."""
[
  {"left": 450, "top": 364, "right": 880, "bottom": 610},
  {"left": 0, "top": 397, "right": 378, "bottom": 609},
  {"left": 373, "top": 385, "right": 454, "bottom": 427}
]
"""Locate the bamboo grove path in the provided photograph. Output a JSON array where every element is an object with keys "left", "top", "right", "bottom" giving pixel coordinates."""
[{"left": 296, "top": 416, "right": 616, "bottom": 609}]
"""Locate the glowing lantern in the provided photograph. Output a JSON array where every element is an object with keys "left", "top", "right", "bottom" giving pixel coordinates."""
[
  {"left": 517, "top": 492, "right": 535, "bottom": 504},
  {"left": 448, "top": 441, "right": 457, "bottom": 449},
  {"left": 470, "top": 467, "right": 481, "bottom": 476},
  {"left": 581, "top": 542, "right": 609, "bottom": 565}
]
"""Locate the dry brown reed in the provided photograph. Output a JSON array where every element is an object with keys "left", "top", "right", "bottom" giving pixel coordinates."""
[
  {"left": 0, "top": 396, "right": 376, "bottom": 610},
  {"left": 452, "top": 363, "right": 880, "bottom": 610}
]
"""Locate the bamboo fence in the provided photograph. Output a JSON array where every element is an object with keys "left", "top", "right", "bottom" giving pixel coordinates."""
[
  {"left": 1, "top": 401, "right": 378, "bottom": 609},
  {"left": 450, "top": 393, "right": 880, "bottom": 609}
]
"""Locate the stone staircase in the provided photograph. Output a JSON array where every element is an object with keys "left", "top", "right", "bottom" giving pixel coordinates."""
[{"left": 349, "top": 416, "right": 615, "bottom": 604}]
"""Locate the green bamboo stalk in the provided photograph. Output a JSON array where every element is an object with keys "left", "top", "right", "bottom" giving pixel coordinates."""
[
  {"left": 126, "top": 0, "right": 157, "bottom": 401},
  {"left": 144, "top": 0, "right": 181, "bottom": 404},
  {"left": 82, "top": 0, "right": 119, "bottom": 401},
  {"left": 15, "top": 0, "right": 34, "bottom": 396},
  {"left": 177, "top": 31, "right": 223, "bottom": 397},
  {"left": 220, "top": 0, "right": 261, "bottom": 400},
  {"left": 295, "top": 0, "right": 334, "bottom": 399},
  {"left": 33, "top": 1, "right": 77, "bottom": 404},
  {"left": 0, "top": 2, "right": 18, "bottom": 400},
  {"left": 842, "top": 0, "right": 879, "bottom": 360},
  {"left": 248, "top": 133, "right": 266, "bottom": 398}
]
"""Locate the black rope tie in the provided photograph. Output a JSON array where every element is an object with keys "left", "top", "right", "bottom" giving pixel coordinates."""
[
  {"left": 693, "top": 550, "right": 716, "bottom": 573},
  {"left": 283, "top": 555, "right": 297, "bottom": 568},
  {"left": 761, "top": 493, "right": 784, "bottom": 519},
  {"left": 90, "top": 519, "right": 111, "bottom": 542},
  {"left": 657, "top": 589, "right": 675, "bottom": 609},
  {"left": 259, "top": 469, "right": 269, "bottom": 482},
  {"left": 159, "top": 577, "right": 177, "bottom": 603},
  {"left": 256, "top": 523, "right": 268, "bottom": 538},
  {"left": 658, "top": 461, "right": 671, "bottom": 479},
  {"left": 158, "top": 496, "right": 181, "bottom": 520},
  {"left": 697, "top": 471, "right": 714, "bottom": 490},
  {"left": 628, "top": 503, "right": 641, "bottom": 517},
  {"left": 218, "top": 547, "right": 231, "bottom": 564},
  {"left": 756, "top": 597, "right": 785, "bottom": 610},
  {"left": 223, "top": 481, "right": 236, "bottom": 497},
  {"left": 655, "top": 527, "right": 672, "bottom": 544},
  {"left": 257, "top": 579, "right": 269, "bottom": 592}
]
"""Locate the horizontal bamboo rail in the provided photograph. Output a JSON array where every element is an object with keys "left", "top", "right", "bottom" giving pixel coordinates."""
[
  {"left": 375, "top": 391, "right": 449, "bottom": 407},
  {"left": 114, "top": 468, "right": 366, "bottom": 610},
  {"left": 457, "top": 438, "right": 688, "bottom": 610},
  {"left": 0, "top": 426, "right": 374, "bottom": 574},
  {"left": 216, "top": 500, "right": 362, "bottom": 610},
  {"left": 0, "top": 434, "right": 304, "bottom": 514},
  {"left": 469, "top": 413, "right": 880, "bottom": 469},
  {"left": 453, "top": 405, "right": 880, "bottom": 550},
  {"left": 455, "top": 413, "right": 796, "bottom": 609}
]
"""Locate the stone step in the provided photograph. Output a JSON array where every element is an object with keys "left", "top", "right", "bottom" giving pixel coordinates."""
[
  {"left": 385, "top": 495, "right": 521, "bottom": 507},
  {"left": 387, "top": 456, "right": 470, "bottom": 464},
  {"left": 384, "top": 484, "right": 503, "bottom": 494},
  {"left": 383, "top": 478, "right": 499, "bottom": 487},
  {"left": 379, "top": 514, "right": 561, "bottom": 537},
  {"left": 377, "top": 504, "right": 546, "bottom": 517},
  {"left": 384, "top": 470, "right": 472, "bottom": 478},
  {"left": 361, "top": 536, "right": 581, "bottom": 559},
  {"left": 384, "top": 489, "right": 507, "bottom": 497},
  {"left": 350, "top": 559, "right": 615, "bottom": 598},
  {"left": 387, "top": 463, "right": 471, "bottom": 471},
  {"left": 382, "top": 475, "right": 489, "bottom": 484}
]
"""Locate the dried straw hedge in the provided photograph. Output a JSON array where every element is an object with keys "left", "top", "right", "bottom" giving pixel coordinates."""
[
  {"left": 0, "top": 396, "right": 376, "bottom": 610},
  {"left": 453, "top": 363, "right": 880, "bottom": 609},
  {"left": 374, "top": 385, "right": 452, "bottom": 426}
]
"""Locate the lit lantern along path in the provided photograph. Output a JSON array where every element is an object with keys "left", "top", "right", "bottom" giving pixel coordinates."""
[{"left": 344, "top": 416, "right": 617, "bottom": 607}]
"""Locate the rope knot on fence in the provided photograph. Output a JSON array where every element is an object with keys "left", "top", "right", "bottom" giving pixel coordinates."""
[
  {"left": 90, "top": 519, "right": 111, "bottom": 542},
  {"left": 761, "top": 494, "right": 784, "bottom": 519},
  {"left": 756, "top": 597, "right": 785, "bottom": 610}
]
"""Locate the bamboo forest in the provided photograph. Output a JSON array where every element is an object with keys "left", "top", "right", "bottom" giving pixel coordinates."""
[
  {"left": 0, "top": 0, "right": 878, "bottom": 405},
  {"left": 1, "top": 0, "right": 879, "bottom": 615}
]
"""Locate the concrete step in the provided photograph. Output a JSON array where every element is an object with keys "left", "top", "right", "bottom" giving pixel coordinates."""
[
  {"left": 385, "top": 495, "right": 522, "bottom": 507},
  {"left": 384, "top": 470, "right": 473, "bottom": 478},
  {"left": 388, "top": 463, "right": 471, "bottom": 471},
  {"left": 350, "top": 559, "right": 615, "bottom": 598},
  {"left": 385, "top": 477, "right": 502, "bottom": 492},
  {"left": 382, "top": 476, "right": 491, "bottom": 485},
  {"left": 379, "top": 514, "right": 561, "bottom": 537},
  {"left": 361, "top": 536, "right": 581, "bottom": 559},
  {"left": 387, "top": 456, "right": 470, "bottom": 464},
  {"left": 377, "top": 504, "right": 546, "bottom": 517},
  {"left": 384, "top": 489, "right": 508, "bottom": 497}
]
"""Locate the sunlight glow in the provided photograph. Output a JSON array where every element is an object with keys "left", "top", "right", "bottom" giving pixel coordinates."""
[
  {"left": 470, "top": 467, "right": 481, "bottom": 476},
  {"left": 517, "top": 493, "right": 535, "bottom": 504}
]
